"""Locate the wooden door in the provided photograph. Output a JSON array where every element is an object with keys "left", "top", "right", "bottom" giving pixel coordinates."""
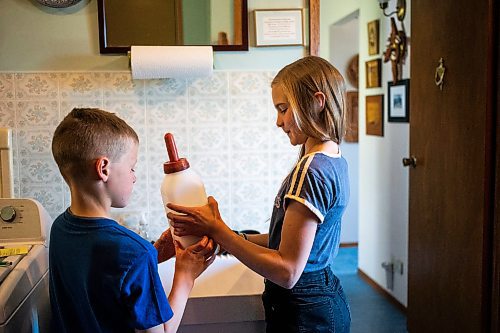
[{"left": 408, "top": 1, "right": 498, "bottom": 332}]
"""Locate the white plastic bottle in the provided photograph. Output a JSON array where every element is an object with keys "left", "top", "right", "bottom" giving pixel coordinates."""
[{"left": 160, "top": 133, "right": 207, "bottom": 249}]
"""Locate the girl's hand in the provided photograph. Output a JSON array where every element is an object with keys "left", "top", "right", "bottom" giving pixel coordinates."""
[
  {"left": 167, "top": 196, "right": 226, "bottom": 238},
  {"left": 174, "top": 236, "right": 216, "bottom": 281}
]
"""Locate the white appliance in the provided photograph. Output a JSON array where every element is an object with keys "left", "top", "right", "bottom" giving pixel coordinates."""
[
  {"left": 0, "top": 128, "right": 14, "bottom": 198},
  {"left": 0, "top": 198, "right": 52, "bottom": 333}
]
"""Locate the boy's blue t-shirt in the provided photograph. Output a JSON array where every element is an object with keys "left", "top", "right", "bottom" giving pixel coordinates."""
[
  {"left": 269, "top": 152, "right": 350, "bottom": 273},
  {"left": 49, "top": 209, "right": 173, "bottom": 333}
]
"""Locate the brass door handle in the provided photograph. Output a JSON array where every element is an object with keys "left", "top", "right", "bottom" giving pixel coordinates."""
[
  {"left": 402, "top": 156, "right": 417, "bottom": 168},
  {"left": 435, "top": 57, "right": 446, "bottom": 90}
]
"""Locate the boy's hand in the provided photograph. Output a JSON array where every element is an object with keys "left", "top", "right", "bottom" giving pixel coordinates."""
[
  {"left": 174, "top": 236, "right": 216, "bottom": 281},
  {"left": 154, "top": 229, "right": 175, "bottom": 263}
]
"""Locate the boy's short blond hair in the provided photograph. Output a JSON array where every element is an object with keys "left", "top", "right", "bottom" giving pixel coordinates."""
[{"left": 52, "top": 108, "right": 139, "bottom": 183}]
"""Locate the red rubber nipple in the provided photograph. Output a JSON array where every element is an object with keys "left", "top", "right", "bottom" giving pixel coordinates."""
[{"left": 163, "top": 133, "right": 190, "bottom": 174}]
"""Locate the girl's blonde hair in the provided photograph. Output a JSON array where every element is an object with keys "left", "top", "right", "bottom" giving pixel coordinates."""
[{"left": 272, "top": 56, "right": 347, "bottom": 152}]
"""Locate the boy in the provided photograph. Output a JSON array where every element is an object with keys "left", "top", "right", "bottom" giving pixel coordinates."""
[{"left": 50, "top": 108, "right": 215, "bottom": 333}]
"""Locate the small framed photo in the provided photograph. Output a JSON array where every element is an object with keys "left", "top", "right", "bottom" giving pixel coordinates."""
[
  {"left": 254, "top": 9, "right": 304, "bottom": 47},
  {"left": 367, "top": 20, "right": 379, "bottom": 56},
  {"left": 388, "top": 79, "right": 410, "bottom": 122},
  {"left": 365, "top": 59, "right": 381, "bottom": 88},
  {"left": 366, "top": 94, "right": 384, "bottom": 136}
]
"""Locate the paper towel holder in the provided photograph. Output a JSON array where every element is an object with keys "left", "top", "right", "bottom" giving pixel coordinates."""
[
  {"left": 98, "top": 0, "right": 249, "bottom": 54},
  {"left": 129, "top": 46, "right": 214, "bottom": 80}
]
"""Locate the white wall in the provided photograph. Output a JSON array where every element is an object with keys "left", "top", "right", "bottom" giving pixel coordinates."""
[
  {"left": 320, "top": 0, "right": 411, "bottom": 306},
  {"left": 329, "top": 12, "right": 359, "bottom": 244},
  {"left": 0, "top": 0, "right": 306, "bottom": 71}
]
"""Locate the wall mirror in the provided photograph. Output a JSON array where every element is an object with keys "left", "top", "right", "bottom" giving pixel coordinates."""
[{"left": 97, "top": 0, "right": 248, "bottom": 54}]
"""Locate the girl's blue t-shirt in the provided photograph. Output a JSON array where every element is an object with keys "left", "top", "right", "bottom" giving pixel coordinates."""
[
  {"left": 49, "top": 209, "right": 173, "bottom": 332},
  {"left": 269, "top": 152, "right": 350, "bottom": 273}
]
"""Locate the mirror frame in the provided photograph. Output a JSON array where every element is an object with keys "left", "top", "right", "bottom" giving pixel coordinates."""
[
  {"left": 308, "top": 0, "right": 319, "bottom": 56},
  {"left": 97, "top": 0, "right": 248, "bottom": 54}
]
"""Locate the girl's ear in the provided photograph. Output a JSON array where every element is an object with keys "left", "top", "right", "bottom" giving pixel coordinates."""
[
  {"left": 95, "top": 157, "right": 110, "bottom": 182},
  {"left": 313, "top": 91, "right": 326, "bottom": 110}
]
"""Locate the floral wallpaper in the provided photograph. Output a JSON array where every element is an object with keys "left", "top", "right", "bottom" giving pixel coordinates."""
[{"left": 0, "top": 72, "right": 299, "bottom": 241}]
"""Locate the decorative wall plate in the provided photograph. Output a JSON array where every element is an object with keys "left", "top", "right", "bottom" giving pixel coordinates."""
[
  {"left": 36, "top": 0, "right": 82, "bottom": 8},
  {"left": 346, "top": 54, "right": 359, "bottom": 88}
]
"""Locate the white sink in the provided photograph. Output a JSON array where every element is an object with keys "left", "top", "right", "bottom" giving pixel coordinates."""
[{"left": 158, "top": 255, "right": 266, "bottom": 333}]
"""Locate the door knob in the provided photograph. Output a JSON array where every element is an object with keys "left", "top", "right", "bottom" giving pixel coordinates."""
[{"left": 402, "top": 156, "right": 417, "bottom": 167}]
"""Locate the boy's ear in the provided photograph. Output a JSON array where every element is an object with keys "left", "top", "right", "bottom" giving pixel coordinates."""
[
  {"left": 313, "top": 91, "right": 326, "bottom": 110},
  {"left": 95, "top": 157, "right": 110, "bottom": 182}
]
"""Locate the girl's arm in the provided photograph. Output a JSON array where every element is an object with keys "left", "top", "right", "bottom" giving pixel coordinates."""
[
  {"left": 169, "top": 197, "right": 317, "bottom": 289},
  {"left": 244, "top": 233, "right": 269, "bottom": 247}
]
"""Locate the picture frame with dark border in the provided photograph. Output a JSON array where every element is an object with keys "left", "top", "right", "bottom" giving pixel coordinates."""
[
  {"left": 367, "top": 19, "right": 379, "bottom": 56},
  {"left": 366, "top": 94, "right": 384, "bottom": 136},
  {"left": 365, "top": 59, "right": 381, "bottom": 88},
  {"left": 388, "top": 79, "right": 410, "bottom": 122}
]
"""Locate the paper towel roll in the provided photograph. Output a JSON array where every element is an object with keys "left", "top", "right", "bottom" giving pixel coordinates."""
[{"left": 131, "top": 46, "right": 213, "bottom": 80}]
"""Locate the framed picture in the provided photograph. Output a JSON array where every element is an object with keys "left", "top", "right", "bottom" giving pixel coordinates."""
[
  {"left": 345, "top": 91, "right": 359, "bottom": 142},
  {"left": 367, "top": 20, "right": 379, "bottom": 55},
  {"left": 97, "top": 0, "right": 249, "bottom": 53},
  {"left": 254, "top": 9, "right": 304, "bottom": 47},
  {"left": 388, "top": 79, "right": 410, "bottom": 122},
  {"left": 365, "top": 59, "right": 381, "bottom": 88},
  {"left": 366, "top": 95, "right": 384, "bottom": 136}
]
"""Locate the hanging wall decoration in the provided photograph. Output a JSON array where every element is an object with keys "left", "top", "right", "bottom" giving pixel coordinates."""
[
  {"left": 367, "top": 20, "right": 380, "bottom": 56},
  {"left": 388, "top": 79, "right": 410, "bottom": 122},
  {"left": 345, "top": 91, "right": 359, "bottom": 142},
  {"left": 383, "top": 17, "right": 407, "bottom": 83},
  {"left": 346, "top": 54, "right": 359, "bottom": 88},
  {"left": 365, "top": 95, "right": 384, "bottom": 136},
  {"left": 365, "top": 59, "right": 382, "bottom": 88},
  {"left": 254, "top": 9, "right": 305, "bottom": 47},
  {"left": 36, "top": 0, "right": 82, "bottom": 8}
]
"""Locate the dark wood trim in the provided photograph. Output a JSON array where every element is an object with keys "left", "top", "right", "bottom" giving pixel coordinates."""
[
  {"left": 97, "top": 0, "right": 106, "bottom": 54},
  {"left": 357, "top": 268, "right": 406, "bottom": 314},
  {"left": 214, "top": 0, "right": 248, "bottom": 51},
  {"left": 308, "top": 0, "right": 320, "bottom": 56},
  {"left": 97, "top": 0, "right": 249, "bottom": 54},
  {"left": 491, "top": 0, "right": 500, "bottom": 331},
  {"left": 339, "top": 242, "right": 358, "bottom": 248},
  {"left": 233, "top": 0, "right": 242, "bottom": 45},
  {"left": 483, "top": 1, "right": 496, "bottom": 330},
  {"left": 483, "top": 1, "right": 500, "bottom": 331},
  {"left": 175, "top": 0, "right": 184, "bottom": 45}
]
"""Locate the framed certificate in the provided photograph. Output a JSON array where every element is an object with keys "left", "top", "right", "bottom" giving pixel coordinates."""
[{"left": 254, "top": 9, "right": 304, "bottom": 47}]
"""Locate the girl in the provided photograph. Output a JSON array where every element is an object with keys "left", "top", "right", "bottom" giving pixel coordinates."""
[{"left": 168, "top": 56, "right": 351, "bottom": 332}]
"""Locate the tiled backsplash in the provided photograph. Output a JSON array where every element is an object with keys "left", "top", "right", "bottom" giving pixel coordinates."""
[{"left": 0, "top": 72, "right": 299, "bottom": 240}]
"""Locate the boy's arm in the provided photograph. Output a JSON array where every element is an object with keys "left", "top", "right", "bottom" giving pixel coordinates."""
[
  {"left": 137, "top": 237, "right": 216, "bottom": 333},
  {"left": 133, "top": 282, "right": 192, "bottom": 333},
  {"left": 153, "top": 230, "right": 175, "bottom": 264}
]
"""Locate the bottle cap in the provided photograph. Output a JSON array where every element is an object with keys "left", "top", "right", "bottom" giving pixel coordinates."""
[{"left": 163, "top": 133, "right": 190, "bottom": 174}]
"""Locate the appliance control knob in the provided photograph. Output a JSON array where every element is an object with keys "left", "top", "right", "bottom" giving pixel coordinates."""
[{"left": 0, "top": 206, "right": 16, "bottom": 222}]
